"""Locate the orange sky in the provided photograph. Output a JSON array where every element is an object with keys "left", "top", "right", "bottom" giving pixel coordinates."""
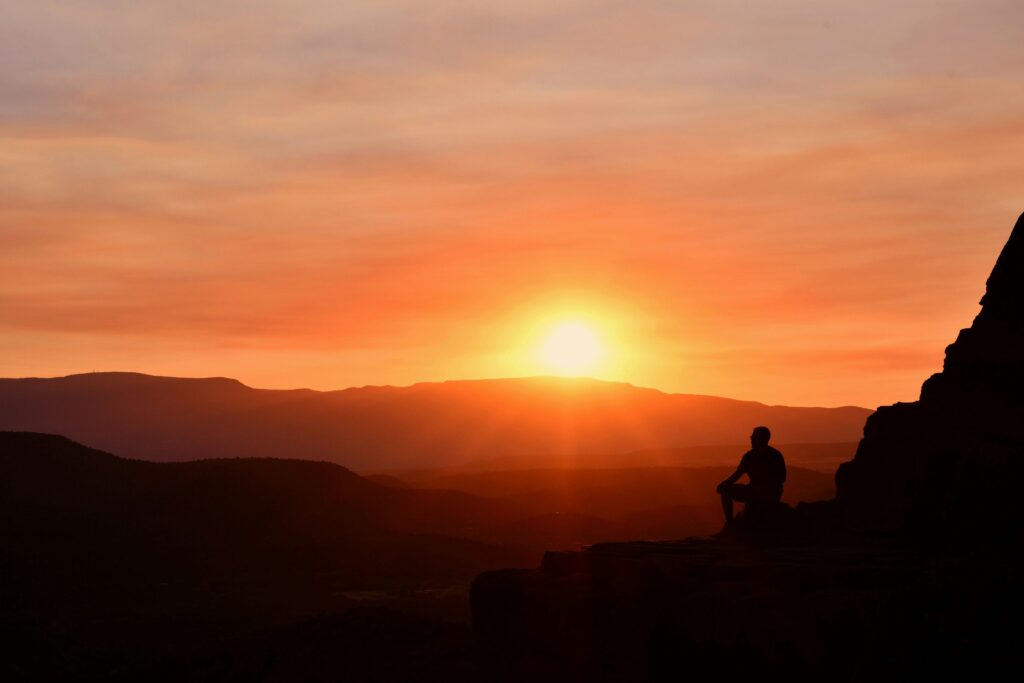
[{"left": 1, "top": 1, "right": 1022, "bottom": 407}]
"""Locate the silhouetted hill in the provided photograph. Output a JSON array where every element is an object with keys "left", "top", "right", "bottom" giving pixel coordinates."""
[
  {"left": 0, "top": 430, "right": 528, "bottom": 548},
  {"left": 0, "top": 431, "right": 533, "bottom": 680},
  {"left": 0, "top": 374, "right": 871, "bottom": 470},
  {"left": 471, "top": 212, "right": 1024, "bottom": 681}
]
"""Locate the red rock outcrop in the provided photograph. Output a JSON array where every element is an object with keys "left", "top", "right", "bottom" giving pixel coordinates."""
[{"left": 836, "top": 213, "right": 1024, "bottom": 534}]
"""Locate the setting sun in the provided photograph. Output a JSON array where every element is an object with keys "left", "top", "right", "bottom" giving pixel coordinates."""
[{"left": 540, "top": 321, "right": 606, "bottom": 375}]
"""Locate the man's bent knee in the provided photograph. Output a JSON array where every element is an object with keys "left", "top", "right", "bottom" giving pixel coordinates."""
[{"left": 720, "top": 483, "right": 749, "bottom": 502}]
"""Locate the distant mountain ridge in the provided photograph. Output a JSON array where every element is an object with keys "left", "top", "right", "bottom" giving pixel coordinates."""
[{"left": 0, "top": 372, "right": 871, "bottom": 470}]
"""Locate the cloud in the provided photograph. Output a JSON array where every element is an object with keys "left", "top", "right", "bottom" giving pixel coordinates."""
[{"left": 0, "top": 0, "right": 1021, "bottom": 406}]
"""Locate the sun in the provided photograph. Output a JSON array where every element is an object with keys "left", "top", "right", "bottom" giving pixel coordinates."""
[{"left": 539, "top": 321, "right": 606, "bottom": 375}]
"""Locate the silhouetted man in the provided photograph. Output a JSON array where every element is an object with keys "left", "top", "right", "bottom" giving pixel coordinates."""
[{"left": 716, "top": 426, "right": 786, "bottom": 529}]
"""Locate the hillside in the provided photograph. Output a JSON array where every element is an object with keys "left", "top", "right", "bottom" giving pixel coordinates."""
[
  {"left": 0, "top": 431, "right": 540, "bottom": 678},
  {"left": 0, "top": 431, "right": 530, "bottom": 613},
  {"left": 0, "top": 374, "right": 871, "bottom": 470}
]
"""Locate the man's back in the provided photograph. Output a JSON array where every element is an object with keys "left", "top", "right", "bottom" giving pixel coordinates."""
[{"left": 740, "top": 445, "right": 786, "bottom": 490}]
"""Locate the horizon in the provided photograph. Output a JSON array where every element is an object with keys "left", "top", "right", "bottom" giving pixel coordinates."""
[
  {"left": 3, "top": 369, "right": 876, "bottom": 410},
  {"left": 3, "top": 1, "right": 1023, "bottom": 407}
]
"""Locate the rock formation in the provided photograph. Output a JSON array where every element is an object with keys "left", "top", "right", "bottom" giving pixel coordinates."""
[
  {"left": 472, "top": 213, "right": 1024, "bottom": 681},
  {"left": 836, "top": 213, "right": 1024, "bottom": 534}
]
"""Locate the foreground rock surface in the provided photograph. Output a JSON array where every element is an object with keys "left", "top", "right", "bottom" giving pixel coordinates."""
[
  {"left": 472, "top": 213, "right": 1024, "bottom": 681},
  {"left": 472, "top": 539, "right": 1015, "bottom": 681}
]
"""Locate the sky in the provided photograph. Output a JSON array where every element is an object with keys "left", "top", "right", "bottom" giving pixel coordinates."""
[{"left": 1, "top": 0, "right": 1022, "bottom": 408}]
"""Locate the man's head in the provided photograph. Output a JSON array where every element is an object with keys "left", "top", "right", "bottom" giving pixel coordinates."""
[{"left": 750, "top": 426, "right": 771, "bottom": 448}]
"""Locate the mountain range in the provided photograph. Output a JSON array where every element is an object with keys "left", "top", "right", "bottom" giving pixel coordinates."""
[{"left": 0, "top": 373, "right": 871, "bottom": 470}]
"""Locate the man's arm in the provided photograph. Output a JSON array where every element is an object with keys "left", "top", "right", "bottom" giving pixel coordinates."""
[{"left": 716, "top": 466, "right": 745, "bottom": 493}]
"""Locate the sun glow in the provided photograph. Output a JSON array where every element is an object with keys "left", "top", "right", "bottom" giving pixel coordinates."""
[{"left": 539, "top": 321, "right": 606, "bottom": 375}]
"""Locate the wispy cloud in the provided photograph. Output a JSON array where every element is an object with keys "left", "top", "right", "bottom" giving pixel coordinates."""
[{"left": 1, "top": 0, "right": 1021, "bottom": 405}]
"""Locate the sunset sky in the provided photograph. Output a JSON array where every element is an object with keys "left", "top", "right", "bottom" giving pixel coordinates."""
[{"left": 2, "top": 1, "right": 1022, "bottom": 407}]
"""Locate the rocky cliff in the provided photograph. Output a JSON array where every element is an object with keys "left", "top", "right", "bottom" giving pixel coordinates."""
[
  {"left": 836, "top": 213, "right": 1024, "bottom": 534},
  {"left": 471, "top": 213, "right": 1024, "bottom": 681}
]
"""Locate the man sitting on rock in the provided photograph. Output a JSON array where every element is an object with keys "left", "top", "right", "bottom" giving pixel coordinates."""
[{"left": 716, "top": 426, "right": 787, "bottom": 531}]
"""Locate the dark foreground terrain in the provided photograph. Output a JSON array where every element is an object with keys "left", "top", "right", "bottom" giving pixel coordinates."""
[
  {"left": 0, "top": 431, "right": 837, "bottom": 681},
  {"left": 0, "top": 431, "right": 531, "bottom": 681},
  {"left": 473, "top": 538, "right": 1017, "bottom": 681}
]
